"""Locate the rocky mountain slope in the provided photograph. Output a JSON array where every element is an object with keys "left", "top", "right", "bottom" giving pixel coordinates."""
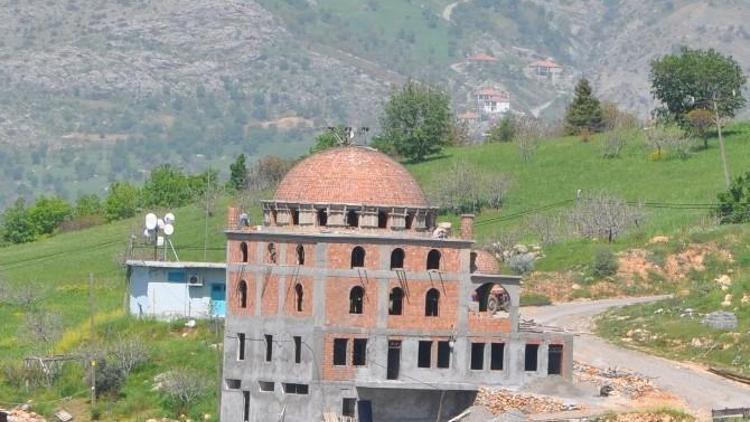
[{"left": 0, "top": 0, "right": 749, "bottom": 206}]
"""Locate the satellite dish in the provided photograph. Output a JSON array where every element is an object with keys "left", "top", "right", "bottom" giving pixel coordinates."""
[
  {"left": 157, "top": 236, "right": 165, "bottom": 247},
  {"left": 163, "top": 224, "right": 174, "bottom": 236},
  {"left": 145, "top": 213, "right": 158, "bottom": 230},
  {"left": 157, "top": 218, "right": 165, "bottom": 229},
  {"left": 164, "top": 213, "right": 175, "bottom": 224}
]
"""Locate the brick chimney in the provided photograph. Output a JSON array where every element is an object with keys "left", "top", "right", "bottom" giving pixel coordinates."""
[{"left": 460, "top": 214, "right": 475, "bottom": 240}]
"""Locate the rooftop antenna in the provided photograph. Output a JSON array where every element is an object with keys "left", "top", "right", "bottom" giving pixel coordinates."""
[
  {"left": 327, "top": 126, "right": 370, "bottom": 146},
  {"left": 143, "top": 212, "right": 179, "bottom": 261}
]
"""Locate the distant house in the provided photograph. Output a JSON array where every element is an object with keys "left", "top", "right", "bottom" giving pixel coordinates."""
[
  {"left": 476, "top": 87, "right": 511, "bottom": 116},
  {"left": 457, "top": 111, "right": 479, "bottom": 125},
  {"left": 127, "top": 260, "right": 227, "bottom": 320},
  {"left": 529, "top": 59, "right": 562, "bottom": 80}
]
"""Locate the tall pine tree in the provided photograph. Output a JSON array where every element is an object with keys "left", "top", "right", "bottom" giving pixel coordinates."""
[
  {"left": 564, "top": 78, "right": 603, "bottom": 135},
  {"left": 228, "top": 153, "right": 248, "bottom": 191}
]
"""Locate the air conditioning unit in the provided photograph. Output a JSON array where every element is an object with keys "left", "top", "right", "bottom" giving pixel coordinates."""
[{"left": 187, "top": 273, "right": 203, "bottom": 287}]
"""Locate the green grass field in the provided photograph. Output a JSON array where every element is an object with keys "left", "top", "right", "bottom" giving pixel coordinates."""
[{"left": 1, "top": 123, "right": 749, "bottom": 419}]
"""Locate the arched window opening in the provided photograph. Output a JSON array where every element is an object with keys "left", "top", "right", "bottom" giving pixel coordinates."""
[
  {"left": 427, "top": 249, "right": 441, "bottom": 270},
  {"left": 296, "top": 244, "right": 305, "bottom": 265},
  {"left": 390, "top": 248, "right": 405, "bottom": 270},
  {"left": 240, "top": 242, "right": 248, "bottom": 263},
  {"left": 346, "top": 209, "right": 359, "bottom": 228},
  {"left": 295, "top": 283, "right": 304, "bottom": 312},
  {"left": 267, "top": 243, "right": 277, "bottom": 264},
  {"left": 389, "top": 287, "right": 404, "bottom": 315},
  {"left": 405, "top": 213, "right": 414, "bottom": 230},
  {"left": 470, "top": 252, "right": 478, "bottom": 273},
  {"left": 317, "top": 208, "right": 328, "bottom": 226},
  {"left": 351, "top": 246, "right": 366, "bottom": 268},
  {"left": 425, "top": 288, "right": 440, "bottom": 317},
  {"left": 474, "top": 283, "right": 510, "bottom": 313},
  {"left": 378, "top": 211, "right": 388, "bottom": 229},
  {"left": 349, "top": 286, "right": 364, "bottom": 314},
  {"left": 238, "top": 280, "right": 248, "bottom": 309},
  {"left": 291, "top": 209, "right": 300, "bottom": 225}
]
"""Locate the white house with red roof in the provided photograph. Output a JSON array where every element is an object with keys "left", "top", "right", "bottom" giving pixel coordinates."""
[{"left": 475, "top": 87, "right": 511, "bottom": 116}]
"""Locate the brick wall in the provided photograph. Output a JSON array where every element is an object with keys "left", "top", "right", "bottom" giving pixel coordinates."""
[
  {"left": 260, "top": 271, "right": 279, "bottom": 316},
  {"left": 327, "top": 243, "right": 381, "bottom": 270},
  {"left": 320, "top": 333, "right": 370, "bottom": 381},
  {"left": 386, "top": 279, "right": 460, "bottom": 331},
  {"left": 228, "top": 272, "right": 255, "bottom": 316},
  {"left": 467, "top": 312, "right": 512, "bottom": 333},
  {"left": 324, "top": 277, "right": 378, "bottom": 328},
  {"left": 283, "top": 276, "right": 314, "bottom": 318},
  {"left": 284, "top": 242, "right": 313, "bottom": 266}
]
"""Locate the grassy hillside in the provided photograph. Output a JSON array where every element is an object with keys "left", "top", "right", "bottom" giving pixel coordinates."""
[
  {"left": 1, "top": 123, "right": 749, "bottom": 418},
  {"left": 409, "top": 123, "right": 750, "bottom": 269}
]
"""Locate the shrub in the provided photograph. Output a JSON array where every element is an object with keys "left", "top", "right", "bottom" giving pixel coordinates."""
[
  {"left": 85, "top": 358, "right": 125, "bottom": 397},
  {"left": 507, "top": 253, "right": 535, "bottom": 275},
  {"left": 716, "top": 171, "right": 750, "bottom": 223},
  {"left": 592, "top": 248, "right": 619, "bottom": 278},
  {"left": 601, "top": 129, "right": 629, "bottom": 159},
  {"left": 486, "top": 115, "right": 515, "bottom": 143},
  {"left": 160, "top": 368, "right": 209, "bottom": 415},
  {"left": 569, "top": 192, "right": 645, "bottom": 243}
]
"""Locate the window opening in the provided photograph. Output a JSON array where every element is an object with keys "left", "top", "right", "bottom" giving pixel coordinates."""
[
  {"left": 258, "top": 381, "right": 274, "bottom": 392},
  {"left": 490, "top": 343, "right": 505, "bottom": 370},
  {"left": 291, "top": 208, "right": 299, "bottom": 225},
  {"left": 294, "top": 283, "right": 304, "bottom": 312},
  {"left": 317, "top": 208, "right": 328, "bottom": 226},
  {"left": 425, "top": 288, "right": 440, "bottom": 317},
  {"left": 342, "top": 398, "right": 357, "bottom": 418},
  {"left": 388, "top": 287, "right": 404, "bottom": 316},
  {"left": 346, "top": 209, "right": 359, "bottom": 227},
  {"left": 470, "top": 343, "right": 485, "bottom": 370},
  {"left": 226, "top": 379, "right": 241, "bottom": 389},
  {"left": 283, "top": 383, "right": 309, "bottom": 395},
  {"left": 333, "top": 338, "right": 348, "bottom": 366},
  {"left": 548, "top": 344, "right": 563, "bottom": 375},
  {"left": 296, "top": 244, "right": 305, "bottom": 265},
  {"left": 405, "top": 213, "right": 414, "bottom": 229},
  {"left": 267, "top": 243, "right": 277, "bottom": 264},
  {"left": 390, "top": 248, "right": 405, "bottom": 269},
  {"left": 294, "top": 336, "right": 302, "bottom": 364},
  {"left": 240, "top": 242, "right": 248, "bottom": 263},
  {"left": 350, "top": 246, "right": 365, "bottom": 268},
  {"left": 377, "top": 211, "right": 388, "bottom": 228},
  {"left": 353, "top": 339, "right": 367, "bottom": 366},
  {"left": 387, "top": 340, "right": 401, "bottom": 380},
  {"left": 427, "top": 249, "right": 441, "bottom": 270},
  {"left": 437, "top": 341, "right": 451, "bottom": 368},
  {"left": 349, "top": 286, "right": 364, "bottom": 314},
  {"left": 265, "top": 335, "right": 273, "bottom": 362},
  {"left": 418, "top": 341, "right": 432, "bottom": 368},
  {"left": 470, "top": 252, "right": 477, "bottom": 273},
  {"left": 238, "top": 280, "right": 248, "bottom": 308},
  {"left": 242, "top": 391, "right": 250, "bottom": 422},
  {"left": 237, "top": 333, "right": 245, "bottom": 361},
  {"left": 525, "top": 344, "right": 539, "bottom": 371}
]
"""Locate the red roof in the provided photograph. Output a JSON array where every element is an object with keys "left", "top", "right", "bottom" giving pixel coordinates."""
[
  {"left": 476, "top": 87, "right": 510, "bottom": 100},
  {"left": 530, "top": 59, "right": 561, "bottom": 69},
  {"left": 273, "top": 146, "right": 429, "bottom": 207},
  {"left": 467, "top": 53, "right": 497, "bottom": 62}
]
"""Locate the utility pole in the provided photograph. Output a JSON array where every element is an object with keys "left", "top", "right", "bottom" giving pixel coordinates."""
[
  {"left": 204, "top": 167, "right": 211, "bottom": 261},
  {"left": 88, "top": 273, "right": 96, "bottom": 408},
  {"left": 712, "top": 91, "right": 732, "bottom": 187}
]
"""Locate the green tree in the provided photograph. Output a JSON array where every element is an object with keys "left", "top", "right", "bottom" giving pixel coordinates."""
[
  {"left": 377, "top": 81, "right": 452, "bottom": 162},
  {"left": 310, "top": 127, "right": 345, "bottom": 154},
  {"left": 650, "top": 47, "right": 746, "bottom": 186},
  {"left": 228, "top": 154, "right": 248, "bottom": 191},
  {"left": 650, "top": 47, "right": 746, "bottom": 122},
  {"left": 486, "top": 115, "right": 516, "bottom": 143},
  {"left": 141, "top": 165, "right": 193, "bottom": 208},
  {"left": 105, "top": 182, "right": 140, "bottom": 222},
  {"left": 28, "top": 196, "right": 72, "bottom": 235},
  {"left": 2, "top": 198, "right": 38, "bottom": 244},
  {"left": 74, "top": 194, "right": 103, "bottom": 217},
  {"left": 564, "top": 78, "right": 603, "bottom": 135},
  {"left": 716, "top": 171, "right": 750, "bottom": 224}
]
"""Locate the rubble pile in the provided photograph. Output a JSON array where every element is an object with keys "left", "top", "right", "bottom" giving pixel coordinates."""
[
  {"left": 473, "top": 388, "right": 581, "bottom": 415},
  {"left": 0, "top": 407, "right": 46, "bottom": 422},
  {"left": 574, "top": 362, "right": 656, "bottom": 399}
]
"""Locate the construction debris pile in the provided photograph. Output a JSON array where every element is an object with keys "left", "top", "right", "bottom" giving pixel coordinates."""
[
  {"left": 0, "top": 407, "right": 46, "bottom": 422},
  {"left": 473, "top": 388, "right": 581, "bottom": 415},
  {"left": 574, "top": 361, "right": 656, "bottom": 399}
]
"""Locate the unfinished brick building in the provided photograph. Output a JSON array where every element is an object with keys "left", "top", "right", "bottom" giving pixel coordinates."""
[{"left": 220, "top": 146, "right": 573, "bottom": 422}]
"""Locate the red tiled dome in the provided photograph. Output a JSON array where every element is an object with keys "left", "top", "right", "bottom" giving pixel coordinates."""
[
  {"left": 474, "top": 250, "right": 500, "bottom": 274},
  {"left": 273, "top": 146, "right": 429, "bottom": 207}
]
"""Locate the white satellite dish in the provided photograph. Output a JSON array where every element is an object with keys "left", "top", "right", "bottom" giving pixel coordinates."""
[
  {"left": 164, "top": 213, "right": 175, "bottom": 224},
  {"left": 163, "top": 224, "right": 174, "bottom": 236},
  {"left": 157, "top": 236, "right": 165, "bottom": 247},
  {"left": 145, "top": 213, "right": 158, "bottom": 230},
  {"left": 157, "top": 218, "right": 165, "bottom": 229}
]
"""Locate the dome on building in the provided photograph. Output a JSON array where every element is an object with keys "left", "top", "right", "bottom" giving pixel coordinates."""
[
  {"left": 273, "top": 146, "right": 429, "bottom": 207},
  {"left": 473, "top": 250, "right": 500, "bottom": 274}
]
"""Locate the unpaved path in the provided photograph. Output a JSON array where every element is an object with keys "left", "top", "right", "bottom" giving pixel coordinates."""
[
  {"left": 442, "top": 0, "right": 470, "bottom": 22},
  {"left": 524, "top": 296, "right": 750, "bottom": 414}
]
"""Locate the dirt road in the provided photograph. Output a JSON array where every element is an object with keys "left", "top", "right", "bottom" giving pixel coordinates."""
[{"left": 524, "top": 296, "right": 750, "bottom": 413}]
